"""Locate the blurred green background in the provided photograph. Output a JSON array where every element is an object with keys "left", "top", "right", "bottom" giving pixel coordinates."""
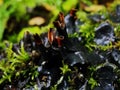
[{"left": 0, "top": 0, "right": 120, "bottom": 48}]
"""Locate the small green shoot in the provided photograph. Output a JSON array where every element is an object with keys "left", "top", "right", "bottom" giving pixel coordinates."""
[
  {"left": 60, "top": 61, "right": 71, "bottom": 75},
  {"left": 88, "top": 77, "right": 98, "bottom": 89}
]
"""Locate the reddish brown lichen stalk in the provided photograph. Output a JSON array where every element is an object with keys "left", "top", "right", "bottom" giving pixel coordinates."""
[
  {"left": 59, "top": 12, "right": 65, "bottom": 28},
  {"left": 48, "top": 28, "right": 55, "bottom": 44},
  {"left": 56, "top": 36, "right": 64, "bottom": 47},
  {"left": 70, "top": 9, "right": 77, "bottom": 20}
]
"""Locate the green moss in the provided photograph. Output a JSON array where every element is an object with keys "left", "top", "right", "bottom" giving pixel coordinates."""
[
  {"left": 0, "top": 42, "right": 31, "bottom": 84},
  {"left": 17, "top": 26, "right": 50, "bottom": 42}
]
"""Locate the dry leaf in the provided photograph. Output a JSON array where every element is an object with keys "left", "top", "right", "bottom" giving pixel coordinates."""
[
  {"left": 85, "top": 5, "right": 105, "bottom": 12},
  {"left": 28, "top": 17, "right": 45, "bottom": 26}
]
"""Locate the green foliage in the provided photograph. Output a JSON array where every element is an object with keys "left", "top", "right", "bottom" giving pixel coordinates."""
[
  {"left": 77, "top": 11, "right": 88, "bottom": 22},
  {"left": 62, "top": 0, "right": 78, "bottom": 12},
  {"left": 51, "top": 85, "right": 57, "bottom": 90},
  {"left": 0, "top": 41, "right": 40, "bottom": 87},
  {"left": 0, "top": 42, "right": 31, "bottom": 84},
  {"left": 90, "top": 42, "right": 113, "bottom": 51},
  {"left": 76, "top": 11, "right": 97, "bottom": 50},
  {"left": 88, "top": 61, "right": 118, "bottom": 89},
  {"left": 108, "top": 0, "right": 120, "bottom": 11},
  {"left": 79, "top": 21, "right": 96, "bottom": 50},
  {"left": 17, "top": 26, "right": 50, "bottom": 42},
  {"left": 60, "top": 61, "right": 71, "bottom": 75},
  {"left": 51, "top": 76, "right": 64, "bottom": 90},
  {"left": 91, "top": 40, "right": 120, "bottom": 51},
  {"left": 14, "top": 42, "right": 30, "bottom": 62},
  {"left": 40, "top": 0, "right": 78, "bottom": 13},
  {"left": 0, "top": 0, "right": 41, "bottom": 41},
  {"left": 55, "top": 63, "right": 72, "bottom": 89},
  {"left": 0, "top": 0, "right": 78, "bottom": 43},
  {"left": 88, "top": 65, "right": 98, "bottom": 89},
  {"left": 97, "top": 7, "right": 109, "bottom": 19},
  {"left": 39, "top": 0, "right": 78, "bottom": 24},
  {"left": 88, "top": 77, "right": 98, "bottom": 89},
  {"left": 0, "top": 43, "right": 14, "bottom": 83},
  {"left": 68, "top": 32, "right": 79, "bottom": 38},
  {"left": 29, "top": 66, "right": 39, "bottom": 80},
  {"left": 80, "top": 22, "right": 95, "bottom": 40},
  {"left": 0, "top": 0, "right": 15, "bottom": 41},
  {"left": 1, "top": 0, "right": 120, "bottom": 89},
  {"left": 80, "top": 0, "right": 93, "bottom": 6},
  {"left": 114, "top": 24, "right": 120, "bottom": 38},
  {"left": 113, "top": 41, "right": 120, "bottom": 50},
  {"left": 40, "top": 0, "right": 63, "bottom": 9}
]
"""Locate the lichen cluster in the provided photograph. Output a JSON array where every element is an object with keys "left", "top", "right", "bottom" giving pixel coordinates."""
[{"left": 0, "top": 5, "right": 120, "bottom": 90}]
